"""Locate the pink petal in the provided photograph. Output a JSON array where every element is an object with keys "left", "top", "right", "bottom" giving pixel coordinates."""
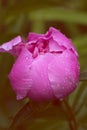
[
  {"left": 48, "top": 50, "right": 80, "bottom": 100},
  {"left": 0, "top": 36, "right": 24, "bottom": 56},
  {"left": 28, "top": 53, "right": 55, "bottom": 102},
  {"left": 27, "top": 32, "right": 44, "bottom": 42},
  {"left": 48, "top": 37, "right": 66, "bottom": 52},
  {"left": 46, "top": 27, "right": 78, "bottom": 56},
  {"left": 9, "top": 48, "right": 33, "bottom": 100},
  {"left": 27, "top": 27, "right": 78, "bottom": 57}
]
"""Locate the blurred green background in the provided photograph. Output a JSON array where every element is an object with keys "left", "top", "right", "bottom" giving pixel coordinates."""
[{"left": 0, "top": 0, "right": 87, "bottom": 130}]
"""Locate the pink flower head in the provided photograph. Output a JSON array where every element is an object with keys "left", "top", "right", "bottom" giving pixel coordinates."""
[{"left": 0, "top": 27, "right": 80, "bottom": 102}]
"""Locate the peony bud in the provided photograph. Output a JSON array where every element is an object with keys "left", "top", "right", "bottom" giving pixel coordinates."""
[{"left": 0, "top": 27, "right": 80, "bottom": 102}]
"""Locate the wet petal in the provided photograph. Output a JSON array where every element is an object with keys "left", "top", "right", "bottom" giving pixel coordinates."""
[
  {"left": 9, "top": 48, "right": 33, "bottom": 100},
  {"left": 48, "top": 50, "right": 80, "bottom": 100},
  {"left": 27, "top": 32, "right": 44, "bottom": 42},
  {"left": 46, "top": 27, "right": 78, "bottom": 56},
  {"left": 28, "top": 53, "right": 55, "bottom": 102},
  {"left": 48, "top": 37, "right": 66, "bottom": 52},
  {"left": 0, "top": 36, "right": 24, "bottom": 56}
]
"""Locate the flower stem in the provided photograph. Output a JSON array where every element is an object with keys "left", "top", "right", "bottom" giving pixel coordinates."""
[
  {"left": 63, "top": 99, "right": 78, "bottom": 130},
  {"left": 8, "top": 101, "right": 49, "bottom": 130},
  {"left": 8, "top": 101, "right": 41, "bottom": 130},
  {"left": 8, "top": 102, "right": 32, "bottom": 130},
  {"left": 53, "top": 99, "right": 78, "bottom": 130}
]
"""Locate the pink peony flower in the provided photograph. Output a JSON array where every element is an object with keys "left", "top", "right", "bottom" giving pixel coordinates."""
[{"left": 0, "top": 27, "right": 80, "bottom": 102}]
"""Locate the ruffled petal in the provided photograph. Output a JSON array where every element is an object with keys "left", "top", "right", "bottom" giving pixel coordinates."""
[
  {"left": 46, "top": 27, "right": 78, "bottom": 56},
  {"left": 48, "top": 37, "right": 66, "bottom": 53},
  {"left": 9, "top": 48, "right": 33, "bottom": 100},
  {"left": 27, "top": 32, "right": 44, "bottom": 42},
  {"left": 0, "top": 36, "right": 24, "bottom": 56},
  {"left": 26, "top": 27, "right": 78, "bottom": 57},
  {"left": 48, "top": 50, "right": 80, "bottom": 100}
]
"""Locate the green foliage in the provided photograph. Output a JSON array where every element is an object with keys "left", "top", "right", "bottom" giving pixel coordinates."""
[{"left": 0, "top": 0, "right": 87, "bottom": 130}]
